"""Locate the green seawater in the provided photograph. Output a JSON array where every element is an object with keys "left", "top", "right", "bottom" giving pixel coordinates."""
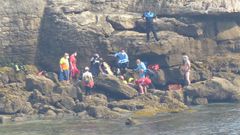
[{"left": 0, "top": 103, "right": 240, "bottom": 135}]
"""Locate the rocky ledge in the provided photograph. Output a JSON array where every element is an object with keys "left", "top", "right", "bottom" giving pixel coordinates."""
[{"left": 1, "top": 54, "right": 240, "bottom": 123}]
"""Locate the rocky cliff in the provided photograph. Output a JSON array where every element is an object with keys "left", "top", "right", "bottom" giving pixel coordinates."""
[
  {"left": 1, "top": 0, "right": 240, "bottom": 70},
  {"left": 0, "top": 0, "right": 46, "bottom": 65}
]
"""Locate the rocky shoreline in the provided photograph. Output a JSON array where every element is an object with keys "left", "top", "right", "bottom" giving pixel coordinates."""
[{"left": 1, "top": 57, "right": 240, "bottom": 124}]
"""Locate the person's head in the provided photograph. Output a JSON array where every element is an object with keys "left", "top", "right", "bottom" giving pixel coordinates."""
[
  {"left": 121, "top": 49, "right": 125, "bottom": 53},
  {"left": 94, "top": 53, "right": 99, "bottom": 59},
  {"left": 136, "top": 59, "right": 141, "bottom": 64},
  {"left": 64, "top": 53, "right": 69, "bottom": 59},
  {"left": 73, "top": 52, "right": 77, "bottom": 56},
  {"left": 119, "top": 75, "right": 125, "bottom": 80},
  {"left": 182, "top": 52, "right": 187, "bottom": 56},
  {"left": 84, "top": 67, "right": 89, "bottom": 71}
]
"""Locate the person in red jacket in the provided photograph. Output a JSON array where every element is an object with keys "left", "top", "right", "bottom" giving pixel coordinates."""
[{"left": 70, "top": 52, "right": 80, "bottom": 80}]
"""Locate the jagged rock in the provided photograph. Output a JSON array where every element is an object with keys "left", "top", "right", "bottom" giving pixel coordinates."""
[
  {"left": 73, "top": 102, "right": 86, "bottom": 113},
  {"left": 59, "top": 96, "right": 76, "bottom": 110},
  {"left": 0, "top": 87, "right": 31, "bottom": 114},
  {"left": 53, "top": 83, "right": 81, "bottom": 99},
  {"left": 45, "top": 72, "right": 59, "bottom": 84},
  {"left": 83, "top": 94, "right": 108, "bottom": 107},
  {"left": 29, "top": 89, "right": 49, "bottom": 104},
  {"left": 107, "top": 14, "right": 137, "bottom": 30},
  {"left": 216, "top": 21, "right": 240, "bottom": 41},
  {"left": 185, "top": 77, "right": 240, "bottom": 102},
  {"left": 67, "top": 11, "right": 96, "bottom": 26},
  {"left": 193, "top": 98, "right": 208, "bottom": 105},
  {"left": 87, "top": 106, "right": 121, "bottom": 119},
  {"left": 26, "top": 74, "right": 56, "bottom": 95},
  {"left": 95, "top": 75, "right": 138, "bottom": 99}
]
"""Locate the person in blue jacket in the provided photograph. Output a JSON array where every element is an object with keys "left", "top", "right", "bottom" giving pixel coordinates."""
[
  {"left": 135, "top": 59, "right": 147, "bottom": 78},
  {"left": 115, "top": 49, "right": 129, "bottom": 74},
  {"left": 142, "top": 10, "right": 159, "bottom": 44}
]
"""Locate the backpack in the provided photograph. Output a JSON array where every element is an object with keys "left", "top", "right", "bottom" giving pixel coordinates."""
[{"left": 83, "top": 74, "right": 91, "bottom": 84}]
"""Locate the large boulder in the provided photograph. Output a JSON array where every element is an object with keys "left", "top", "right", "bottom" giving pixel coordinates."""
[
  {"left": 0, "top": 87, "right": 33, "bottom": 114},
  {"left": 25, "top": 74, "right": 56, "bottom": 95},
  {"left": 95, "top": 75, "right": 138, "bottom": 99},
  {"left": 87, "top": 106, "right": 121, "bottom": 119},
  {"left": 53, "top": 83, "right": 81, "bottom": 99},
  {"left": 216, "top": 22, "right": 240, "bottom": 41},
  {"left": 185, "top": 77, "right": 240, "bottom": 103}
]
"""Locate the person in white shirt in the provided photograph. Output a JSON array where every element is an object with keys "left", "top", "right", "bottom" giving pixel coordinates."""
[
  {"left": 181, "top": 53, "right": 191, "bottom": 86},
  {"left": 82, "top": 67, "right": 94, "bottom": 95}
]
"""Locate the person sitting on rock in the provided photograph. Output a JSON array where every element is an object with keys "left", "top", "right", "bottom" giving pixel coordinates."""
[
  {"left": 90, "top": 53, "right": 101, "bottom": 77},
  {"left": 134, "top": 59, "right": 147, "bottom": 78},
  {"left": 114, "top": 49, "right": 129, "bottom": 75},
  {"left": 180, "top": 53, "right": 191, "bottom": 86},
  {"left": 70, "top": 52, "right": 80, "bottom": 80},
  {"left": 59, "top": 53, "right": 70, "bottom": 82},
  {"left": 142, "top": 10, "right": 159, "bottom": 45},
  {"left": 82, "top": 67, "right": 94, "bottom": 96}
]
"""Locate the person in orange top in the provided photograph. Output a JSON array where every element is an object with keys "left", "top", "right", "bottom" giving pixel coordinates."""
[
  {"left": 59, "top": 53, "right": 70, "bottom": 81},
  {"left": 70, "top": 52, "right": 80, "bottom": 80}
]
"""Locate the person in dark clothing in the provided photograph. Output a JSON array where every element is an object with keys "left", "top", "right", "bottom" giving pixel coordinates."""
[
  {"left": 142, "top": 10, "right": 159, "bottom": 44},
  {"left": 90, "top": 53, "right": 101, "bottom": 77}
]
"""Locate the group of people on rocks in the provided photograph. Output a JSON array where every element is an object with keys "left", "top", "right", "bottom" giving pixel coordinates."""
[
  {"left": 58, "top": 49, "right": 191, "bottom": 96},
  {"left": 58, "top": 10, "right": 192, "bottom": 96}
]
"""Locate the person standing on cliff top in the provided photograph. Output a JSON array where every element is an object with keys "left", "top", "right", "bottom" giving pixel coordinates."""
[
  {"left": 142, "top": 10, "right": 159, "bottom": 45},
  {"left": 59, "top": 53, "right": 70, "bottom": 82},
  {"left": 70, "top": 52, "right": 80, "bottom": 80},
  {"left": 180, "top": 53, "right": 191, "bottom": 86}
]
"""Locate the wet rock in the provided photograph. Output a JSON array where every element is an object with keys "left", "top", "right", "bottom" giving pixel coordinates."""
[
  {"left": 125, "top": 117, "right": 139, "bottom": 126},
  {"left": 193, "top": 98, "right": 208, "bottom": 105},
  {"left": 87, "top": 106, "right": 121, "bottom": 119},
  {"left": 73, "top": 102, "right": 86, "bottom": 113},
  {"left": 95, "top": 75, "right": 138, "bottom": 99},
  {"left": 26, "top": 74, "right": 56, "bottom": 95}
]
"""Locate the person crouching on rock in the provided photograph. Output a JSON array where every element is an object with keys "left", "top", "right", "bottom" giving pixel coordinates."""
[
  {"left": 180, "top": 53, "right": 191, "bottom": 86},
  {"left": 142, "top": 10, "right": 159, "bottom": 45},
  {"left": 82, "top": 67, "right": 94, "bottom": 96},
  {"left": 59, "top": 53, "right": 70, "bottom": 82},
  {"left": 134, "top": 59, "right": 147, "bottom": 78},
  {"left": 70, "top": 52, "right": 80, "bottom": 80},
  {"left": 135, "top": 75, "right": 152, "bottom": 95},
  {"left": 114, "top": 49, "right": 129, "bottom": 75}
]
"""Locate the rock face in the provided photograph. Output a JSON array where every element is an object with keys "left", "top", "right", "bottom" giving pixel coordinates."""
[
  {"left": 95, "top": 75, "right": 138, "bottom": 99},
  {"left": 0, "top": 0, "right": 46, "bottom": 65},
  {"left": 185, "top": 77, "right": 240, "bottom": 103}
]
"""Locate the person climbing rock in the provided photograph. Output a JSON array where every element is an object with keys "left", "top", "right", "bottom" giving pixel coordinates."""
[
  {"left": 135, "top": 59, "right": 147, "bottom": 78},
  {"left": 181, "top": 53, "right": 191, "bottom": 86},
  {"left": 114, "top": 49, "right": 129, "bottom": 75},
  {"left": 90, "top": 53, "right": 101, "bottom": 77},
  {"left": 59, "top": 53, "right": 70, "bottom": 82},
  {"left": 142, "top": 10, "right": 159, "bottom": 45},
  {"left": 135, "top": 76, "right": 152, "bottom": 95},
  {"left": 70, "top": 52, "right": 80, "bottom": 80},
  {"left": 82, "top": 67, "right": 94, "bottom": 96}
]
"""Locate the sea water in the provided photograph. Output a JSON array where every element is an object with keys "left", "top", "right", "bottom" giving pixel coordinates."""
[{"left": 0, "top": 103, "right": 240, "bottom": 135}]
